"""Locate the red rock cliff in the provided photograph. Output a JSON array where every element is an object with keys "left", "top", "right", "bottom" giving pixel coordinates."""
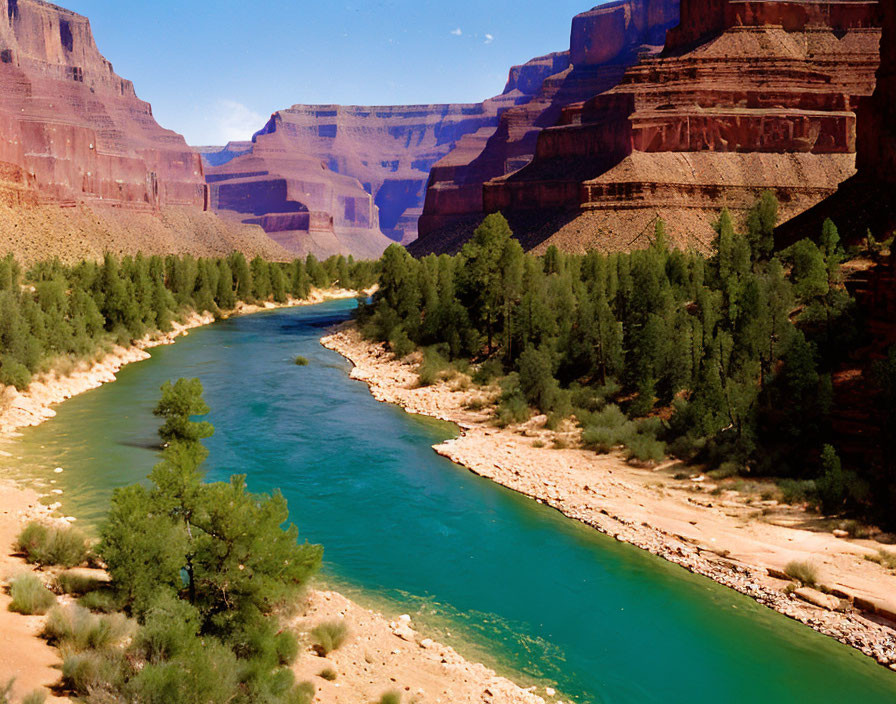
[
  {"left": 0, "top": 0, "right": 207, "bottom": 211},
  {"left": 414, "top": 0, "right": 681, "bottom": 251},
  {"left": 467, "top": 0, "right": 882, "bottom": 255}
]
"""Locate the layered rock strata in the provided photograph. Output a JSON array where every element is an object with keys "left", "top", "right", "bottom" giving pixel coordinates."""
[
  {"left": 201, "top": 96, "right": 531, "bottom": 254},
  {"left": 413, "top": 0, "right": 882, "bottom": 255},
  {"left": 415, "top": 0, "right": 682, "bottom": 247},
  {"left": 0, "top": 0, "right": 207, "bottom": 211}
]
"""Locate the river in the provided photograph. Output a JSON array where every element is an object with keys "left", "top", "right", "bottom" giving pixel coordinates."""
[{"left": 4, "top": 300, "right": 896, "bottom": 704}]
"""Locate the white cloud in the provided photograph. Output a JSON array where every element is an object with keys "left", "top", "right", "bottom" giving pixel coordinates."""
[
  {"left": 450, "top": 27, "right": 462, "bottom": 36},
  {"left": 212, "top": 100, "right": 266, "bottom": 144},
  {"left": 484, "top": 33, "right": 494, "bottom": 44}
]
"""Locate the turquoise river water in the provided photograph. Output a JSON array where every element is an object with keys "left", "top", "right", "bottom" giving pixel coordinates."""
[{"left": 3, "top": 300, "right": 896, "bottom": 704}]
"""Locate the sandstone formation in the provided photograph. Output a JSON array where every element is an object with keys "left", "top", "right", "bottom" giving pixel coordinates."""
[
  {"left": 415, "top": 0, "right": 682, "bottom": 249},
  {"left": 200, "top": 94, "right": 537, "bottom": 256},
  {"left": 414, "top": 0, "right": 882, "bottom": 255},
  {"left": 0, "top": 0, "right": 207, "bottom": 210},
  {"left": 0, "top": 0, "right": 290, "bottom": 261}
]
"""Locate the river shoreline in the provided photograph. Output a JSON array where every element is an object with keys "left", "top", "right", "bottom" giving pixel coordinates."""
[
  {"left": 0, "top": 288, "right": 365, "bottom": 439},
  {"left": 321, "top": 324, "right": 896, "bottom": 672},
  {"left": 0, "top": 297, "right": 549, "bottom": 704}
]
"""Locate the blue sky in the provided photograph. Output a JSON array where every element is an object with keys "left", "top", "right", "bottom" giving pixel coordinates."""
[{"left": 64, "top": 0, "right": 594, "bottom": 146}]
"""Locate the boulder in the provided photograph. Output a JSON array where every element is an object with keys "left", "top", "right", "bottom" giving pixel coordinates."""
[{"left": 794, "top": 587, "right": 841, "bottom": 611}]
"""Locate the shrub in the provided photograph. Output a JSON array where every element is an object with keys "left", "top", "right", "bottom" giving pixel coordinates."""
[
  {"left": 21, "top": 693, "right": 45, "bottom": 704},
  {"left": 777, "top": 479, "right": 817, "bottom": 505},
  {"left": 581, "top": 405, "right": 635, "bottom": 453},
  {"left": 472, "top": 359, "right": 503, "bottom": 386},
  {"left": 816, "top": 445, "right": 847, "bottom": 514},
  {"left": 60, "top": 649, "right": 125, "bottom": 696},
  {"left": 494, "top": 373, "right": 531, "bottom": 427},
  {"left": 310, "top": 621, "right": 348, "bottom": 656},
  {"left": 417, "top": 346, "right": 449, "bottom": 387},
  {"left": 708, "top": 462, "right": 740, "bottom": 480},
  {"left": 43, "top": 605, "right": 133, "bottom": 652},
  {"left": 388, "top": 329, "right": 414, "bottom": 359},
  {"left": 16, "top": 522, "right": 90, "bottom": 568},
  {"left": 379, "top": 691, "right": 402, "bottom": 704},
  {"left": 78, "top": 589, "right": 122, "bottom": 614},
  {"left": 319, "top": 668, "right": 337, "bottom": 681},
  {"left": 56, "top": 571, "right": 103, "bottom": 596},
  {"left": 864, "top": 550, "right": 896, "bottom": 570},
  {"left": 8, "top": 574, "right": 56, "bottom": 615},
  {"left": 784, "top": 560, "right": 819, "bottom": 586},
  {"left": 625, "top": 433, "right": 666, "bottom": 464},
  {"left": 294, "top": 356, "right": 309, "bottom": 366},
  {"left": 0, "top": 357, "right": 32, "bottom": 390}
]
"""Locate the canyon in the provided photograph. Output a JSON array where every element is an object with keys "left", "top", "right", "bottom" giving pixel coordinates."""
[
  {"left": 0, "top": 0, "right": 287, "bottom": 262},
  {"left": 416, "top": 0, "right": 682, "bottom": 250},
  {"left": 412, "top": 0, "right": 884, "bottom": 255}
]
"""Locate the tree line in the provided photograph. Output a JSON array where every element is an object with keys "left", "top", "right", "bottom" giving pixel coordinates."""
[
  {"left": 0, "top": 252, "right": 376, "bottom": 390},
  {"left": 359, "top": 199, "right": 896, "bottom": 528}
]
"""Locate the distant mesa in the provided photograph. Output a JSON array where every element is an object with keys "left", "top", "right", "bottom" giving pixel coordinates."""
[
  {"left": 198, "top": 98, "right": 537, "bottom": 259},
  {"left": 412, "top": 0, "right": 884, "bottom": 256}
]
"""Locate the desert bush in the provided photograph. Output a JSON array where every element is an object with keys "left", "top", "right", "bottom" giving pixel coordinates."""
[
  {"left": 8, "top": 574, "right": 56, "bottom": 615},
  {"left": 471, "top": 359, "right": 503, "bottom": 386},
  {"left": 417, "top": 346, "right": 449, "bottom": 387},
  {"left": 379, "top": 691, "right": 402, "bottom": 704},
  {"left": 56, "top": 571, "right": 103, "bottom": 596},
  {"left": 319, "top": 668, "right": 337, "bottom": 681},
  {"left": 310, "top": 621, "right": 348, "bottom": 656},
  {"left": 784, "top": 560, "right": 819, "bottom": 586},
  {"left": 77, "top": 589, "right": 122, "bottom": 614},
  {"left": 708, "top": 462, "right": 740, "bottom": 480},
  {"left": 43, "top": 605, "right": 133, "bottom": 652},
  {"left": 625, "top": 433, "right": 666, "bottom": 464},
  {"left": 864, "top": 549, "right": 896, "bottom": 570},
  {"left": 60, "top": 649, "right": 125, "bottom": 696},
  {"left": 294, "top": 356, "right": 309, "bottom": 366},
  {"left": 16, "top": 522, "right": 90, "bottom": 568},
  {"left": 21, "top": 692, "right": 45, "bottom": 704},
  {"left": 777, "top": 479, "right": 817, "bottom": 505}
]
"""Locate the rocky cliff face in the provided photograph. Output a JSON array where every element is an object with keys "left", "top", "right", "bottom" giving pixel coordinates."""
[
  {"left": 451, "top": 0, "right": 883, "bottom": 255},
  {"left": 201, "top": 96, "right": 531, "bottom": 256},
  {"left": 775, "top": 0, "right": 894, "bottom": 246},
  {"left": 415, "top": 0, "right": 682, "bottom": 248},
  {"left": 0, "top": 0, "right": 207, "bottom": 211}
]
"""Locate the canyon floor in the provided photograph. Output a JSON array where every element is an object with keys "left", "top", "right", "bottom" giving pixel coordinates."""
[
  {"left": 0, "top": 292, "right": 549, "bottom": 704},
  {"left": 321, "top": 325, "right": 896, "bottom": 672}
]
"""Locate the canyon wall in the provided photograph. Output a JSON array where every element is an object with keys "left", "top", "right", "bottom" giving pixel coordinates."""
[
  {"left": 469, "top": 0, "right": 884, "bottom": 255},
  {"left": 412, "top": 0, "right": 882, "bottom": 255},
  {"left": 0, "top": 0, "right": 207, "bottom": 210},
  {"left": 414, "top": 0, "right": 682, "bottom": 250},
  {"left": 775, "top": 0, "right": 895, "bottom": 246},
  {"left": 0, "top": 0, "right": 291, "bottom": 261},
  {"left": 201, "top": 95, "right": 532, "bottom": 257}
]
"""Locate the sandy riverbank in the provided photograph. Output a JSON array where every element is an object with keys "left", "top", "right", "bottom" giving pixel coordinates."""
[
  {"left": 0, "top": 295, "right": 548, "bottom": 704},
  {"left": 0, "top": 482, "right": 548, "bottom": 704},
  {"left": 0, "top": 288, "right": 361, "bottom": 438},
  {"left": 321, "top": 325, "right": 896, "bottom": 671}
]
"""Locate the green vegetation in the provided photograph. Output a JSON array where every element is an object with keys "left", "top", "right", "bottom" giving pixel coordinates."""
[
  {"left": 31, "top": 378, "right": 322, "bottom": 704},
  {"left": 359, "top": 201, "right": 896, "bottom": 527},
  {"left": 0, "top": 681, "right": 45, "bottom": 704},
  {"left": 310, "top": 621, "right": 349, "bottom": 656},
  {"left": 0, "top": 252, "right": 376, "bottom": 391},
  {"left": 15, "top": 522, "right": 90, "bottom": 568},
  {"left": 319, "top": 668, "right": 337, "bottom": 681},
  {"left": 864, "top": 550, "right": 896, "bottom": 571},
  {"left": 379, "top": 691, "right": 402, "bottom": 704},
  {"left": 294, "top": 355, "right": 310, "bottom": 366},
  {"left": 784, "top": 560, "right": 819, "bottom": 587},
  {"left": 8, "top": 574, "right": 56, "bottom": 615},
  {"left": 55, "top": 571, "right": 103, "bottom": 596}
]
